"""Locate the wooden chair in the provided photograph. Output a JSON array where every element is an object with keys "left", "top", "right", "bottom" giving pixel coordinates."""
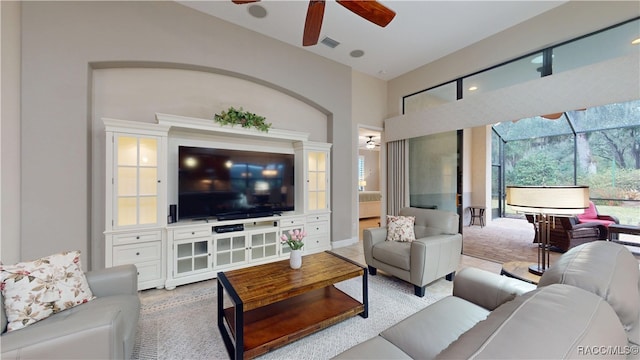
[
  {"left": 577, "top": 201, "right": 620, "bottom": 239},
  {"left": 526, "top": 214, "right": 606, "bottom": 253},
  {"left": 577, "top": 201, "right": 620, "bottom": 226}
]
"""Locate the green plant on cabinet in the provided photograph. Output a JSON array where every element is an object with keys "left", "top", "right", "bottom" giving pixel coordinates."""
[{"left": 213, "top": 106, "right": 272, "bottom": 132}]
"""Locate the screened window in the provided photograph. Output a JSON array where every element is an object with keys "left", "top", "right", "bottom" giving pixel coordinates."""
[
  {"left": 358, "top": 156, "right": 365, "bottom": 190},
  {"left": 495, "top": 99, "right": 640, "bottom": 224},
  {"left": 554, "top": 20, "right": 640, "bottom": 74},
  {"left": 463, "top": 53, "right": 542, "bottom": 97},
  {"left": 402, "top": 18, "right": 639, "bottom": 115}
]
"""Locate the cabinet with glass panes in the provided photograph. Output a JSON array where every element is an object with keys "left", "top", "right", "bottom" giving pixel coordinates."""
[{"left": 103, "top": 118, "right": 169, "bottom": 290}]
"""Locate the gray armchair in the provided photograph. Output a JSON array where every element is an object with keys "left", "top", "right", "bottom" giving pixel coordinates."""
[{"left": 363, "top": 207, "right": 462, "bottom": 297}]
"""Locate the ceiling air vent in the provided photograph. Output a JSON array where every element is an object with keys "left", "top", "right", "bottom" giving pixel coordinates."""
[{"left": 320, "top": 37, "right": 340, "bottom": 49}]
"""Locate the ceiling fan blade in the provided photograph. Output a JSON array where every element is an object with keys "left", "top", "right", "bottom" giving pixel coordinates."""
[
  {"left": 303, "top": 0, "right": 326, "bottom": 46},
  {"left": 336, "top": 0, "right": 396, "bottom": 27},
  {"left": 232, "top": 0, "right": 260, "bottom": 4},
  {"left": 541, "top": 113, "right": 564, "bottom": 120}
]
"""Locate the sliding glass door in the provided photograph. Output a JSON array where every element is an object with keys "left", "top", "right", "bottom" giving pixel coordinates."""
[{"left": 408, "top": 130, "right": 463, "bottom": 229}]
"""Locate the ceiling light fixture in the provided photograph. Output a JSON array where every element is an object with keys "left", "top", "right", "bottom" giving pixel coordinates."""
[
  {"left": 468, "top": 86, "right": 478, "bottom": 91},
  {"left": 365, "top": 136, "right": 376, "bottom": 149},
  {"left": 247, "top": 4, "right": 267, "bottom": 18},
  {"left": 632, "top": 37, "right": 640, "bottom": 45},
  {"left": 350, "top": 50, "right": 365, "bottom": 58}
]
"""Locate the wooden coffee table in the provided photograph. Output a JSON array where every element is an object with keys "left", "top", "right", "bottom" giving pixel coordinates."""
[
  {"left": 501, "top": 261, "right": 541, "bottom": 285},
  {"left": 217, "top": 251, "right": 368, "bottom": 359}
]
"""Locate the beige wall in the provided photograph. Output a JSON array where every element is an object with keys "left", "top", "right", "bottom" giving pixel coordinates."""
[
  {"left": 17, "top": 1, "right": 354, "bottom": 269},
  {"left": 7, "top": 0, "right": 638, "bottom": 267},
  {"left": 351, "top": 70, "right": 386, "bottom": 241},
  {"left": 352, "top": 71, "right": 387, "bottom": 128},
  {"left": 91, "top": 68, "right": 329, "bottom": 268},
  {"left": 1, "top": 1, "right": 21, "bottom": 264},
  {"left": 386, "top": 53, "right": 639, "bottom": 141},
  {"left": 385, "top": 2, "right": 638, "bottom": 226},
  {"left": 470, "top": 126, "right": 491, "bottom": 220},
  {"left": 387, "top": 1, "right": 640, "bottom": 118},
  {"left": 351, "top": 72, "right": 386, "bottom": 171}
]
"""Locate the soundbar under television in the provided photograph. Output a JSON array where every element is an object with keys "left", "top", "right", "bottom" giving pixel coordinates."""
[{"left": 178, "top": 146, "right": 295, "bottom": 221}]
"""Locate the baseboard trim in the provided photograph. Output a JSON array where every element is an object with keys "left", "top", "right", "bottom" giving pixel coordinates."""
[{"left": 332, "top": 237, "right": 359, "bottom": 249}]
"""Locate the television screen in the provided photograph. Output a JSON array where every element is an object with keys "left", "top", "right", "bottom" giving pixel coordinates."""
[{"left": 178, "top": 146, "right": 295, "bottom": 220}]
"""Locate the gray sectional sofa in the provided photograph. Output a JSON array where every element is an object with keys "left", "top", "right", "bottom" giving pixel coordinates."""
[
  {"left": 335, "top": 241, "right": 639, "bottom": 359},
  {"left": 1, "top": 264, "right": 140, "bottom": 359}
]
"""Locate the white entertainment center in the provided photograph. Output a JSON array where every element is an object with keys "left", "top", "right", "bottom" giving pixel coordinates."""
[{"left": 103, "top": 113, "right": 332, "bottom": 290}]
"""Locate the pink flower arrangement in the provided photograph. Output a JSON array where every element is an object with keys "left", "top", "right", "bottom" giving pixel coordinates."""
[{"left": 280, "top": 229, "right": 306, "bottom": 250}]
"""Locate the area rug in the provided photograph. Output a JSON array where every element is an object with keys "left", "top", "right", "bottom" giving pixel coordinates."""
[{"left": 132, "top": 273, "right": 452, "bottom": 359}]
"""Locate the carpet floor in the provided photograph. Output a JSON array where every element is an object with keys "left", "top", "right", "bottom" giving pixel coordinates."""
[
  {"left": 462, "top": 217, "right": 640, "bottom": 268},
  {"left": 132, "top": 272, "right": 452, "bottom": 360},
  {"left": 462, "top": 217, "right": 562, "bottom": 264}
]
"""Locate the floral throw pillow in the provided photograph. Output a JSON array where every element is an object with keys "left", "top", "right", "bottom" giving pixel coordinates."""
[
  {"left": 0, "top": 250, "right": 95, "bottom": 332},
  {"left": 386, "top": 215, "right": 416, "bottom": 242}
]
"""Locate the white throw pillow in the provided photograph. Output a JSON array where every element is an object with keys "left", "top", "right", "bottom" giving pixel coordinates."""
[
  {"left": 386, "top": 215, "right": 416, "bottom": 242},
  {"left": 0, "top": 250, "right": 95, "bottom": 332}
]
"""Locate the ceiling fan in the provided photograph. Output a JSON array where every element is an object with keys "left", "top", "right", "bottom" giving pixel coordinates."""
[
  {"left": 365, "top": 136, "right": 380, "bottom": 149},
  {"left": 232, "top": 0, "right": 396, "bottom": 46}
]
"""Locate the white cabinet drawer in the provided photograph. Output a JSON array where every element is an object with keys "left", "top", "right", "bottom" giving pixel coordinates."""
[
  {"left": 280, "top": 216, "right": 305, "bottom": 227},
  {"left": 306, "top": 214, "right": 330, "bottom": 223},
  {"left": 306, "top": 222, "right": 329, "bottom": 236},
  {"left": 113, "top": 241, "right": 162, "bottom": 264},
  {"left": 135, "top": 261, "right": 162, "bottom": 283},
  {"left": 173, "top": 228, "right": 211, "bottom": 240},
  {"left": 112, "top": 230, "right": 162, "bottom": 246}
]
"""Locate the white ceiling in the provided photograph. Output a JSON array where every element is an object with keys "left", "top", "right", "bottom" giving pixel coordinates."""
[{"left": 178, "top": 0, "right": 566, "bottom": 80}]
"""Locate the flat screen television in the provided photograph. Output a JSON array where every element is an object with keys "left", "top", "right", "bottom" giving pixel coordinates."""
[{"left": 178, "top": 146, "right": 295, "bottom": 221}]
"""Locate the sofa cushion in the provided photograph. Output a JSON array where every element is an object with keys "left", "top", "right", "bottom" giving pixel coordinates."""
[
  {"left": 538, "top": 241, "right": 640, "bottom": 344},
  {"left": 579, "top": 202, "right": 599, "bottom": 219},
  {"left": 0, "top": 294, "right": 140, "bottom": 356},
  {"left": 372, "top": 241, "right": 411, "bottom": 270},
  {"left": 332, "top": 336, "right": 412, "bottom": 359},
  {"left": 436, "top": 284, "right": 628, "bottom": 359},
  {"left": 386, "top": 215, "right": 416, "bottom": 242},
  {"left": 0, "top": 251, "right": 95, "bottom": 332},
  {"left": 380, "top": 296, "right": 490, "bottom": 359},
  {"left": 452, "top": 267, "right": 536, "bottom": 311},
  {"left": 577, "top": 202, "right": 616, "bottom": 226}
]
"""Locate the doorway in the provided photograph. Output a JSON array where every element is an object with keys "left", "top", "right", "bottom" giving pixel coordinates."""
[{"left": 358, "top": 126, "right": 383, "bottom": 240}]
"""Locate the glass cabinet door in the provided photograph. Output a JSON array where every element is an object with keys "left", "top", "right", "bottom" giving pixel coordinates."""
[
  {"left": 175, "top": 240, "right": 209, "bottom": 275},
  {"left": 307, "top": 151, "right": 327, "bottom": 211},
  {"left": 250, "top": 230, "right": 278, "bottom": 260},
  {"left": 214, "top": 234, "right": 247, "bottom": 268},
  {"left": 115, "top": 135, "right": 159, "bottom": 227}
]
